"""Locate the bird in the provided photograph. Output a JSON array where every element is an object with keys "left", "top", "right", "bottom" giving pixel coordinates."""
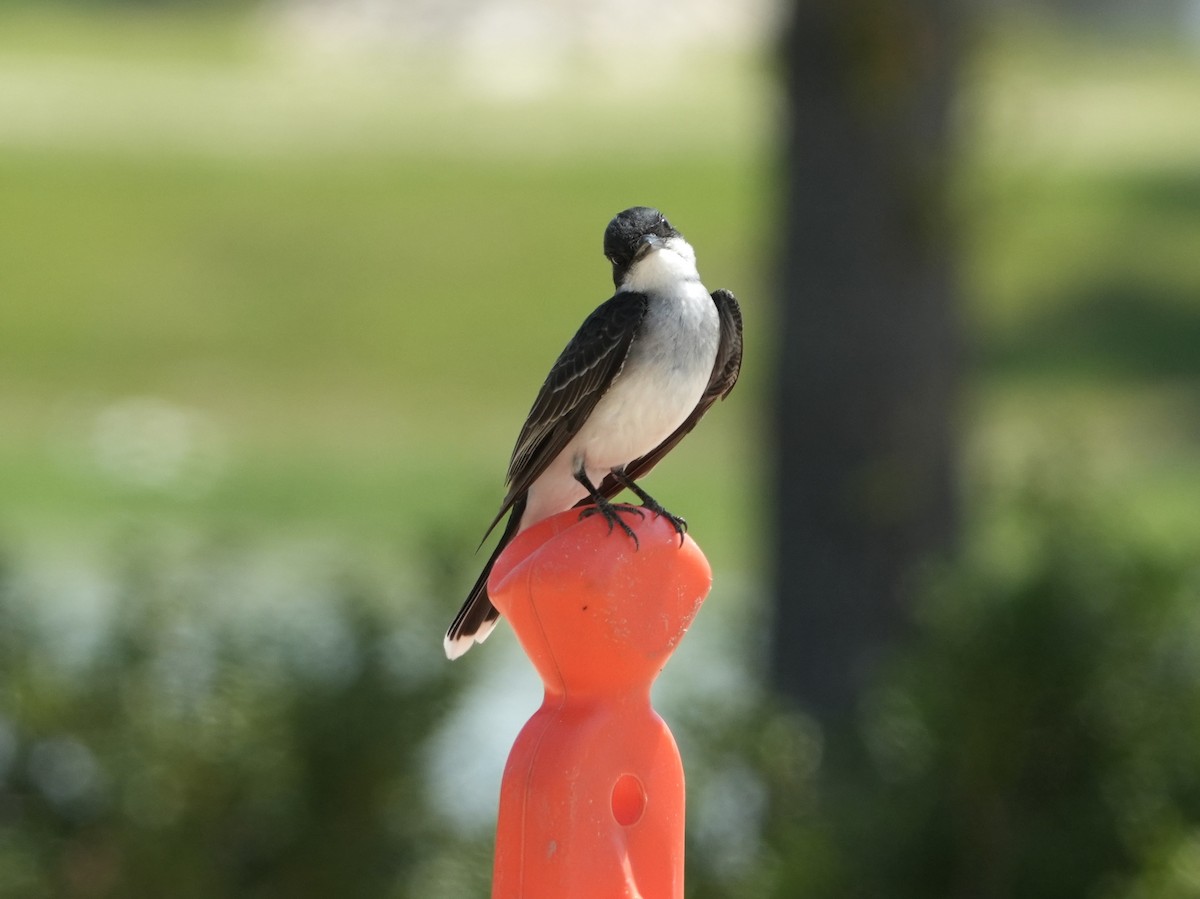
[{"left": 443, "top": 206, "right": 743, "bottom": 660}]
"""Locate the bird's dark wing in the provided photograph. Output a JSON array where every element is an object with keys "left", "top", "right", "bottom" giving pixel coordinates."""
[
  {"left": 480, "top": 290, "right": 650, "bottom": 540},
  {"left": 596, "top": 287, "right": 743, "bottom": 496}
]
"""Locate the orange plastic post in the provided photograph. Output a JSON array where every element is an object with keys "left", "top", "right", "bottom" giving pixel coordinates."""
[{"left": 488, "top": 506, "right": 713, "bottom": 899}]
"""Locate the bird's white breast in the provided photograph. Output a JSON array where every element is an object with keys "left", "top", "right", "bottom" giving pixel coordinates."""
[{"left": 573, "top": 273, "right": 718, "bottom": 474}]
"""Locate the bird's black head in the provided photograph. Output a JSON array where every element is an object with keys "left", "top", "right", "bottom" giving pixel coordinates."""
[{"left": 603, "top": 206, "right": 681, "bottom": 288}]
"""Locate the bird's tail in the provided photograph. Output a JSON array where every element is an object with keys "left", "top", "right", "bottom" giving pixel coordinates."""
[{"left": 443, "top": 496, "right": 526, "bottom": 660}]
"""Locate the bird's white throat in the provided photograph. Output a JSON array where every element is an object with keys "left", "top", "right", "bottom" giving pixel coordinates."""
[{"left": 620, "top": 236, "right": 700, "bottom": 295}]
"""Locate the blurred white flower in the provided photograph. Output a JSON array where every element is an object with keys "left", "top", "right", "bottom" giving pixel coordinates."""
[
  {"left": 89, "top": 396, "right": 227, "bottom": 495},
  {"left": 28, "top": 736, "right": 104, "bottom": 811}
]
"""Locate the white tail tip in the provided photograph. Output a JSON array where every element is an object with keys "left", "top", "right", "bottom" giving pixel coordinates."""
[{"left": 443, "top": 618, "right": 499, "bottom": 660}]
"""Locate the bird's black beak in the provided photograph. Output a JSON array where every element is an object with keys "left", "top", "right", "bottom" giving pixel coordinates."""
[{"left": 635, "top": 234, "right": 663, "bottom": 259}]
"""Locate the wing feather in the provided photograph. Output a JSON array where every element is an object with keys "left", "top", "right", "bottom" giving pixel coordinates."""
[{"left": 481, "top": 291, "right": 649, "bottom": 539}]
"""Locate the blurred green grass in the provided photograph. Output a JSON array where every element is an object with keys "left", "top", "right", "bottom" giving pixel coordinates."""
[{"left": 1, "top": 7, "right": 1199, "bottom": 571}]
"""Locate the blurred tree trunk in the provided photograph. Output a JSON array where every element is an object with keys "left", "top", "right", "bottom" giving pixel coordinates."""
[{"left": 770, "top": 0, "right": 962, "bottom": 722}]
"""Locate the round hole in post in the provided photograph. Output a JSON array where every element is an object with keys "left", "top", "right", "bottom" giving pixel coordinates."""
[{"left": 611, "top": 773, "right": 646, "bottom": 827}]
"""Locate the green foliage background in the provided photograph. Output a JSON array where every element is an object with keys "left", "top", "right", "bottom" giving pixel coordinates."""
[{"left": 1, "top": 5, "right": 1199, "bottom": 897}]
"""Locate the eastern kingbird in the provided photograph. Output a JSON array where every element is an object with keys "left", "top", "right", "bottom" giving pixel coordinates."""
[{"left": 444, "top": 206, "right": 743, "bottom": 660}]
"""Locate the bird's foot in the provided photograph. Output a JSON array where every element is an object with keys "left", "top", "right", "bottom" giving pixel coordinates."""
[
  {"left": 579, "top": 501, "right": 643, "bottom": 548},
  {"left": 640, "top": 497, "right": 687, "bottom": 544},
  {"left": 605, "top": 470, "right": 687, "bottom": 545}
]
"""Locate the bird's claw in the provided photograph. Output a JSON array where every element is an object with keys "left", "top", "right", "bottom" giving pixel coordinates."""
[
  {"left": 634, "top": 497, "right": 687, "bottom": 546},
  {"left": 579, "top": 503, "right": 642, "bottom": 549},
  {"left": 661, "top": 511, "right": 687, "bottom": 545}
]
